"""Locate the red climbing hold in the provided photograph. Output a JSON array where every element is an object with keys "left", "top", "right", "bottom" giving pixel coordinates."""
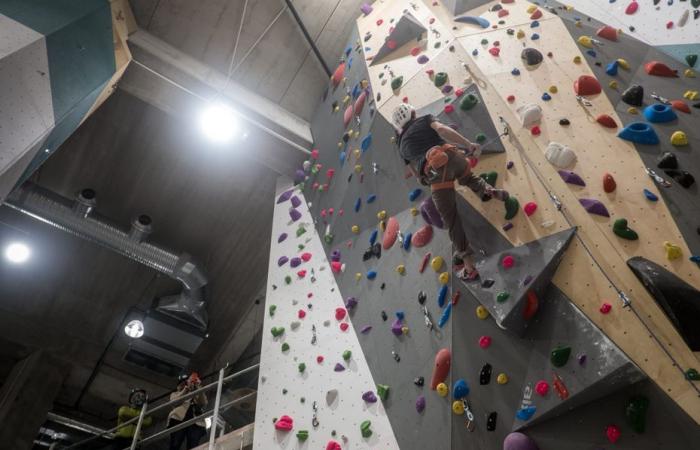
[
  {"left": 455, "top": 88, "right": 464, "bottom": 97},
  {"left": 498, "top": 9, "right": 509, "bottom": 18},
  {"left": 507, "top": 95, "right": 515, "bottom": 103},
  {"left": 311, "top": 149, "right": 319, "bottom": 159},
  {"left": 331, "top": 63, "right": 345, "bottom": 88},
  {"left": 275, "top": 415, "right": 294, "bottom": 431},
  {"left": 297, "top": 270, "right": 306, "bottom": 278},
  {"left": 326, "top": 441, "right": 342, "bottom": 450},
  {"left": 645, "top": 61, "right": 678, "bottom": 77},
  {"left": 429, "top": 17, "right": 435, "bottom": 24},
  {"left": 489, "top": 47, "right": 500, "bottom": 57},
  {"left": 478, "top": 336, "right": 492, "bottom": 349},
  {"left": 606, "top": 425, "right": 621, "bottom": 444},
  {"left": 523, "top": 202, "right": 538, "bottom": 216},
  {"left": 402, "top": 96, "right": 409, "bottom": 103},
  {"left": 596, "top": 25, "right": 618, "bottom": 41},
  {"left": 383, "top": 217, "right": 399, "bottom": 250},
  {"left": 574, "top": 75, "right": 602, "bottom": 96},
  {"left": 523, "top": 291, "right": 539, "bottom": 320},
  {"left": 376, "top": 19, "right": 383, "bottom": 26},
  {"left": 412, "top": 224, "right": 434, "bottom": 248},
  {"left": 326, "top": 169, "right": 335, "bottom": 180},
  {"left": 530, "top": 9, "right": 543, "bottom": 20},
  {"left": 386, "top": 39, "right": 397, "bottom": 50},
  {"left": 343, "top": 105, "right": 353, "bottom": 128},
  {"left": 535, "top": 380, "right": 549, "bottom": 396},
  {"left": 430, "top": 348, "right": 451, "bottom": 389},
  {"left": 298, "top": 309, "right": 306, "bottom": 319},
  {"left": 354, "top": 91, "right": 367, "bottom": 117},
  {"left": 335, "top": 307, "right": 347, "bottom": 321},
  {"left": 444, "top": 104, "right": 454, "bottom": 114},
  {"left": 301, "top": 252, "right": 312, "bottom": 261},
  {"left": 600, "top": 302, "right": 612, "bottom": 314},
  {"left": 603, "top": 173, "right": 616, "bottom": 193},
  {"left": 625, "top": 1, "right": 638, "bottom": 15},
  {"left": 410, "top": 47, "right": 421, "bottom": 56},
  {"left": 419, "top": 252, "right": 431, "bottom": 273},
  {"left": 317, "top": 355, "right": 324, "bottom": 363},
  {"left": 339, "top": 322, "right": 349, "bottom": 331},
  {"left": 596, "top": 114, "right": 617, "bottom": 128},
  {"left": 531, "top": 126, "right": 541, "bottom": 136},
  {"left": 502, "top": 255, "right": 515, "bottom": 269},
  {"left": 331, "top": 261, "right": 344, "bottom": 273},
  {"left": 671, "top": 100, "right": 691, "bottom": 114},
  {"left": 666, "top": 21, "right": 674, "bottom": 30}
]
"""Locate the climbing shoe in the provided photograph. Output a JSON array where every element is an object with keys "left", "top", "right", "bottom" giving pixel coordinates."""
[{"left": 457, "top": 267, "right": 480, "bottom": 281}]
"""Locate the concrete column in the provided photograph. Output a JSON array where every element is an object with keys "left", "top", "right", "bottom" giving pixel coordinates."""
[{"left": 0, "top": 351, "right": 66, "bottom": 449}]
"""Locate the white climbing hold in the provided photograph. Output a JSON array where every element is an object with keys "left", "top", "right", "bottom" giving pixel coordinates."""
[
  {"left": 517, "top": 103, "right": 543, "bottom": 127},
  {"left": 545, "top": 142, "right": 577, "bottom": 168}
]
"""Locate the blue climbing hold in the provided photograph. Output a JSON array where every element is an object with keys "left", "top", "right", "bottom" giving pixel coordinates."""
[
  {"left": 586, "top": 50, "right": 597, "bottom": 58},
  {"left": 355, "top": 197, "right": 362, "bottom": 212},
  {"left": 542, "top": 92, "right": 552, "bottom": 101},
  {"left": 455, "top": 15, "right": 490, "bottom": 29},
  {"left": 606, "top": 61, "right": 619, "bottom": 76},
  {"left": 369, "top": 229, "right": 378, "bottom": 245},
  {"left": 438, "top": 302, "right": 452, "bottom": 328},
  {"left": 618, "top": 122, "right": 660, "bottom": 145},
  {"left": 511, "top": 68, "right": 521, "bottom": 76},
  {"left": 643, "top": 104, "right": 678, "bottom": 123},
  {"left": 453, "top": 379, "right": 469, "bottom": 399},
  {"left": 643, "top": 189, "right": 658, "bottom": 201},
  {"left": 472, "top": 49, "right": 479, "bottom": 56},
  {"left": 395, "top": 311, "right": 405, "bottom": 320},
  {"left": 531, "top": 20, "right": 540, "bottom": 28},
  {"left": 347, "top": 56, "right": 353, "bottom": 69},
  {"left": 340, "top": 151, "right": 346, "bottom": 165},
  {"left": 409, "top": 188, "right": 423, "bottom": 201},
  {"left": 531, "top": 33, "right": 540, "bottom": 40},
  {"left": 690, "top": 255, "right": 700, "bottom": 264},
  {"left": 345, "top": 46, "right": 352, "bottom": 57},
  {"left": 352, "top": 83, "right": 361, "bottom": 99},
  {"left": 361, "top": 133, "right": 372, "bottom": 152},
  {"left": 437, "top": 285, "right": 448, "bottom": 308},
  {"left": 516, "top": 406, "right": 537, "bottom": 421},
  {"left": 367, "top": 270, "right": 377, "bottom": 280},
  {"left": 367, "top": 194, "right": 377, "bottom": 203},
  {"left": 403, "top": 233, "right": 412, "bottom": 250}
]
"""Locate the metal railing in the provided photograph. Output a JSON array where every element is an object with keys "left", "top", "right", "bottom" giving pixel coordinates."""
[{"left": 62, "top": 363, "right": 259, "bottom": 449}]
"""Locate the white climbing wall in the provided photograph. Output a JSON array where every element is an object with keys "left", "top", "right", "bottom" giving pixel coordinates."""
[
  {"left": 563, "top": 0, "right": 700, "bottom": 46},
  {"left": 253, "top": 178, "right": 400, "bottom": 450}
]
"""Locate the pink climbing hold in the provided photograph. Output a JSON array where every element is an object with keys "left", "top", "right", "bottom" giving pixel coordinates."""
[
  {"left": 297, "top": 270, "right": 306, "bottom": 278},
  {"left": 531, "top": 126, "right": 541, "bottom": 136},
  {"left": 331, "top": 63, "right": 345, "bottom": 88},
  {"left": 301, "top": 252, "right": 312, "bottom": 262},
  {"left": 310, "top": 149, "right": 319, "bottom": 159},
  {"left": 502, "top": 255, "right": 515, "bottom": 269},
  {"left": 343, "top": 105, "right": 353, "bottom": 128},
  {"left": 625, "top": 1, "right": 638, "bottom": 15},
  {"left": 317, "top": 355, "right": 324, "bottom": 363},
  {"left": 298, "top": 309, "right": 306, "bottom": 319},
  {"left": 666, "top": 21, "right": 674, "bottom": 30},
  {"left": 335, "top": 308, "right": 346, "bottom": 321},
  {"left": 328, "top": 207, "right": 334, "bottom": 215},
  {"left": 275, "top": 415, "right": 294, "bottom": 431},
  {"left": 507, "top": 95, "right": 515, "bottom": 103},
  {"left": 354, "top": 91, "right": 367, "bottom": 117},
  {"left": 410, "top": 47, "right": 421, "bottom": 56},
  {"left": 383, "top": 216, "right": 400, "bottom": 249},
  {"left": 445, "top": 104, "right": 455, "bottom": 114},
  {"left": 489, "top": 47, "right": 501, "bottom": 57},
  {"left": 376, "top": 19, "right": 383, "bottom": 26},
  {"left": 535, "top": 380, "right": 549, "bottom": 396},
  {"left": 340, "top": 322, "right": 349, "bottom": 331},
  {"left": 386, "top": 39, "right": 397, "bottom": 50},
  {"left": 478, "top": 336, "right": 492, "bottom": 349},
  {"left": 530, "top": 9, "right": 543, "bottom": 20},
  {"left": 606, "top": 425, "right": 621, "bottom": 444},
  {"left": 524, "top": 202, "right": 538, "bottom": 216},
  {"left": 326, "top": 441, "right": 342, "bottom": 450},
  {"left": 412, "top": 224, "right": 434, "bottom": 247},
  {"left": 455, "top": 88, "right": 464, "bottom": 97},
  {"left": 331, "top": 261, "right": 344, "bottom": 273},
  {"left": 600, "top": 302, "right": 612, "bottom": 314},
  {"left": 498, "top": 9, "right": 509, "bottom": 18}
]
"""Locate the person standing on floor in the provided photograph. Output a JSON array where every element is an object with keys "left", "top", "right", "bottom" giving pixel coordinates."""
[
  {"left": 392, "top": 103, "right": 509, "bottom": 281},
  {"left": 167, "top": 372, "right": 208, "bottom": 450}
]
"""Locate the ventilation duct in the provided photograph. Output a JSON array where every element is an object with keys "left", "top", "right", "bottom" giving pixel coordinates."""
[{"left": 3, "top": 182, "right": 208, "bottom": 329}]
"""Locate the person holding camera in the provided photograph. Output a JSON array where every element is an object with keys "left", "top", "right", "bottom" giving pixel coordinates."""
[{"left": 167, "top": 372, "right": 208, "bottom": 450}]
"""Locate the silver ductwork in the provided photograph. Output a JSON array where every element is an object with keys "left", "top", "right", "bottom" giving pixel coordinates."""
[{"left": 3, "top": 182, "right": 208, "bottom": 329}]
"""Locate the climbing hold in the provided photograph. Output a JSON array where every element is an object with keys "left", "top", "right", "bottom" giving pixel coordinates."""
[
  {"left": 645, "top": 61, "right": 678, "bottom": 77},
  {"left": 517, "top": 104, "right": 542, "bottom": 127},
  {"left": 613, "top": 218, "right": 638, "bottom": 240},
  {"left": 606, "top": 425, "right": 621, "bottom": 444},
  {"left": 511, "top": 68, "right": 521, "bottom": 76},
  {"left": 459, "top": 94, "right": 479, "bottom": 112},
  {"left": 603, "top": 173, "right": 616, "bottom": 193},
  {"left": 573, "top": 55, "right": 582, "bottom": 64},
  {"left": 396, "top": 264, "right": 406, "bottom": 275},
  {"left": 437, "top": 285, "right": 448, "bottom": 308},
  {"left": 278, "top": 256, "right": 289, "bottom": 267},
  {"left": 621, "top": 85, "right": 644, "bottom": 107},
  {"left": 351, "top": 225, "right": 360, "bottom": 234},
  {"left": 553, "top": 372, "right": 570, "bottom": 399},
  {"left": 671, "top": 100, "right": 690, "bottom": 114},
  {"left": 600, "top": 302, "right": 612, "bottom": 314},
  {"left": 480, "top": 364, "right": 492, "bottom": 385},
  {"left": 275, "top": 415, "right": 294, "bottom": 431},
  {"left": 530, "top": 9, "right": 542, "bottom": 20},
  {"left": 577, "top": 36, "right": 594, "bottom": 48},
  {"left": 502, "top": 255, "right": 515, "bottom": 269},
  {"left": 597, "top": 25, "right": 618, "bottom": 41},
  {"left": 497, "top": 292, "right": 510, "bottom": 303},
  {"left": 298, "top": 362, "right": 306, "bottom": 373},
  {"left": 376, "top": 384, "right": 390, "bottom": 401},
  {"left": 550, "top": 345, "right": 571, "bottom": 367},
  {"left": 271, "top": 326, "right": 285, "bottom": 337},
  {"left": 296, "top": 430, "right": 309, "bottom": 441},
  {"left": 596, "top": 114, "right": 617, "bottom": 128},
  {"left": 452, "top": 401, "right": 465, "bottom": 415},
  {"left": 476, "top": 305, "right": 489, "bottom": 319},
  {"left": 489, "top": 47, "right": 501, "bottom": 57},
  {"left": 504, "top": 432, "right": 539, "bottom": 450},
  {"left": 626, "top": 396, "right": 649, "bottom": 433},
  {"left": 360, "top": 420, "right": 372, "bottom": 438},
  {"left": 579, "top": 199, "right": 610, "bottom": 217},
  {"left": 665, "top": 170, "right": 695, "bottom": 188},
  {"left": 535, "top": 380, "right": 549, "bottom": 396},
  {"left": 545, "top": 142, "right": 577, "bottom": 168},
  {"left": 455, "top": 15, "right": 490, "bottom": 28},
  {"left": 516, "top": 29, "right": 526, "bottom": 39},
  {"left": 523, "top": 202, "right": 537, "bottom": 216},
  {"left": 281, "top": 342, "right": 290, "bottom": 352},
  {"left": 383, "top": 217, "right": 399, "bottom": 249},
  {"left": 686, "top": 368, "right": 700, "bottom": 380},
  {"left": 434, "top": 72, "right": 448, "bottom": 88},
  {"left": 541, "top": 92, "right": 551, "bottom": 101},
  {"left": 574, "top": 75, "right": 602, "bottom": 96},
  {"left": 644, "top": 104, "right": 678, "bottom": 123},
  {"left": 559, "top": 118, "right": 570, "bottom": 126},
  {"left": 414, "top": 395, "right": 426, "bottom": 413},
  {"left": 479, "top": 335, "right": 492, "bottom": 348},
  {"left": 516, "top": 406, "right": 536, "bottom": 421},
  {"left": 391, "top": 76, "right": 404, "bottom": 90},
  {"left": 664, "top": 241, "right": 683, "bottom": 260},
  {"left": 643, "top": 189, "right": 658, "bottom": 201},
  {"left": 367, "top": 194, "right": 377, "bottom": 204},
  {"left": 453, "top": 379, "right": 469, "bottom": 399},
  {"left": 609, "top": 80, "right": 619, "bottom": 89},
  {"left": 439, "top": 272, "right": 450, "bottom": 285},
  {"left": 412, "top": 225, "right": 433, "bottom": 248},
  {"left": 521, "top": 48, "right": 543, "bottom": 66},
  {"left": 671, "top": 131, "right": 688, "bottom": 146},
  {"left": 558, "top": 170, "right": 586, "bottom": 186},
  {"left": 618, "top": 122, "right": 659, "bottom": 145},
  {"left": 431, "top": 256, "right": 444, "bottom": 272},
  {"left": 430, "top": 349, "right": 451, "bottom": 389},
  {"left": 496, "top": 373, "right": 508, "bottom": 385},
  {"left": 269, "top": 305, "right": 277, "bottom": 317},
  {"left": 436, "top": 383, "right": 448, "bottom": 397}
]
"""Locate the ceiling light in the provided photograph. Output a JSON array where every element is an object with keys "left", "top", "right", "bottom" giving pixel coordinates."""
[
  {"left": 4, "top": 242, "right": 30, "bottom": 264},
  {"left": 199, "top": 103, "right": 238, "bottom": 143},
  {"left": 124, "top": 319, "right": 145, "bottom": 338}
]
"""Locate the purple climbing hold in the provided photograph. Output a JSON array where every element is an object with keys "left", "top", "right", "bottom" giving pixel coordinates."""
[
  {"left": 290, "top": 257, "right": 302, "bottom": 268},
  {"left": 290, "top": 195, "right": 301, "bottom": 208},
  {"left": 362, "top": 391, "right": 378, "bottom": 403},
  {"left": 278, "top": 233, "right": 288, "bottom": 243},
  {"left": 360, "top": 3, "right": 373, "bottom": 15},
  {"left": 294, "top": 169, "right": 305, "bottom": 184},
  {"left": 278, "top": 256, "right": 289, "bottom": 266},
  {"left": 503, "top": 222, "right": 514, "bottom": 231},
  {"left": 417, "top": 55, "right": 430, "bottom": 64},
  {"left": 391, "top": 319, "right": 403, "bottom": 336},
  {"left": 290, "top": 208, "right": 302, "bottom": 222},
  {"left": 507, "top": 161, "right": 515, "bottom": 170},
  {"left": 578, "top": 353, "right": 587, "bottom": 365},
  {"left": 503, "top": 432, "right": 540, "bottom": 450},
  {"left": 523, "top": 274, "right": 533, "bottom": 286},
  {"left": 442, "top": 85, "right": 453, "bottom": 94},
  {"left": 558, "top": 170, "right": 586, "bottom": 186},
  {"left": 345, "top": 297, "right": 358, "bottom": 309},
  {"left": 416, "top": 395, "right": 426, "bottom": 413},
  {"left": 361, "top": 325, "right": 373, "bottom": 334},
  {"left": 579, "top": 198, "right": 610, "bottom": 217},
  {"left": 334, "top": 363, "right": 345, "bottom": 372},
  {"left": 331, "top": 250, "right": 341, "bottom": 262},
  {"left": 277, "top": 189, "right": 293, "bottom": 203}
]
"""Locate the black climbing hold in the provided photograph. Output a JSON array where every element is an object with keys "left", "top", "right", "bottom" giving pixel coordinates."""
[
  {"left": 657, "top": 151, "right": 678, "bottom": 169},
  {"left": 629, "top": 26, "right": 635, "bottom": 32},
  {"left": 487, "top": 412, "right": 498, "bottom": 431},
  {"left": 626, "top": 396, "right": 650, "bottom": 433},
  {"left": 449, "top": 45, "right": 455, "bottom": 52},
  {"left": 381, "top": 311, "right": 388, "bottom": 321},
  {"left": 621, "top": 85, "right": 644, "bottom": 107},
  {"left": 376, "top": 93, "right": 382, "bottom": 102},
  {"left": 380, "top": 282, "right": 386, "bottom": 290},
  {"left": 664, "top": 170, "right": 695, "bottom": 188},
  {"left": 559, "top": 118, "right": 571, "bottom": 126},
  {"left": 414, "top": 376, "right": 424, "bottom": 387},
  {"left": 342, "top": 132, "right": 351, "bottom": 143},
  {"left": 695, "top": 10, "right": 700, "bottom": 20},
  {"left": 347, "top": 174, "right": 353, "bottom": 183},
  {"left": 507, "top": 29, "right": 515, "bottom": 35},
  {"left": 307, "top": 303, "right": 313, "bottom": 309},
  {"left": 272, "top": 284, "right": 277, "bottom": 290},
  {"left": 521, "top": 48, "right": 544, "bottom": 66},
  {"left": 418, "top": 291, "right": 427, "bottom": 305},
  {"left": 693, "top": 102, "right": 700, "bottom": 109},
  {"left": 490, "top": 4, "right": 502, "bottom": 11},
  {"left": 594, "top": 62, "right": 602, "bottom": 67},
  {"left": 481, "top": 279, "right": 495, "bottom": 288},
  {"left": 480, "top": 364, "right": 492, "bottom": 385},
  {"left": 627, "top": 257, "right": 700, "bottom": 351}
]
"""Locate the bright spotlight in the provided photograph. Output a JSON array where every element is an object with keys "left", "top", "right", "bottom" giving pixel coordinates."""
[
  {"left": 199, "top": 103, "right": 238, "bottom": 143},
  {"left": 4, "top": 242, "right": 30, "bottom": 264},
  {"left": 124, "top": 319, "right": 145, "bottom": 338}
]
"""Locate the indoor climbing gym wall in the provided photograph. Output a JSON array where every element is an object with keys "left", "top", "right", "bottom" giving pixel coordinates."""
[{"left": 258, "top": 0, "right": 700, "bottom": 449}]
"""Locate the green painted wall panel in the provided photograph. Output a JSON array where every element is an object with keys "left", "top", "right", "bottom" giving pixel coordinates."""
[{"left": 0, "top": 0, "right": 106, "bottom": 36}]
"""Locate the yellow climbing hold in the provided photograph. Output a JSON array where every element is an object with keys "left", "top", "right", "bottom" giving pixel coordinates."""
[
  {"left": 616, "top": 58, "right": 630, "bottom": 70},
  {"left": 410, "top": 207, "right": 419, "bottom": 216},
  {"left": 439, "top": 272, "right": 450, "bottom": 285},
  {"left": 573, "top": 55, "right": 582, "bottom": 64},
  {"left": 628, "top": 107, "right": 639, "bottom": 114},
  {"left": 577, "top": 36, "right": 594, "bottom": 48},
  {"left": 351, "top": 225, "right": 360, "bottom": 234},
  {"left": 671, "top": 131, "right": 688, "bottom": 146},
  {"left": 496, "top": 373, "right": 509, "bottom": 385},
  {"left": 684, "top": 69, "right": 696, "bottom": 78},
  {"left": 436, "top": 383, "right": 449, "bottom": 397},
  {"left": 396, "top": 264, "right": 406, "bottom": 275},
  {"left": 526, "top": 4, "right": 537, "bottom": 13},
  {"left": 377, "top": 210, "right": 387, "bottom": 220},
  {"left": 342, "top": 95, "right": 351, "bottom": 104},
  {"left": 379, "top": 220, "right": 386, "bottom": 231},
  {"left": 575, "top": 20, "right": 582, "bottom": 28},
  {"left": 355, "top": 273, "right": 362, "bottom": 281},
  {"left": 353, "top": 130, "right": 360, "bottom": 139},
  {"left": 354, "top": 164, "right": 362, "bottom": 173},
  {"left": 684, "top": 90, "right": 699, "bottom": 101},
  {"left": 452, "top": 401, "right": 465, "bottom": 415},
  {"left": 565, "top": 5, "right": 574, "bottom": 11},
  {"left": 516, "top": 29, "right": 525, "bottom": 39},
  {"left": 354, "top": 149, "right": 361, "bottom": 159},
  {"left": 609, "top": 80, "right": 618, "bottom": 89},
  {"left": 476, "top": 305, "right": 489, "bottom": 320},
  {"left": 360, "top": 79, "right": 369, "bottom": 89},
  {"left": 431, "top": 256, "right": 444, "bottom": 272},
  {"left": 549, "top": 85, "right": 558, "bottom": 94},
  {"left": 334, "top": 106, "right": 340, "bottom": 113},
  {"left": 402, "top": 326, "right": 410, "bottom": 335},
  {"left": 664, "top": 241, "right": 682, "bottom": 260},
  {"left": 390, "top": 136, "right": 397, "bottom": 144}
]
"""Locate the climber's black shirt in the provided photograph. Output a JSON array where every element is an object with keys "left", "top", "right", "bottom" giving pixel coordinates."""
[{"left": 397, "top": 114, "right": 445, "bottom": 168}]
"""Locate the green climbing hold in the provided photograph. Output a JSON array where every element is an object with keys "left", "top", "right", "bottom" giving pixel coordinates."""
[
  {"left": 343, "top": 350, "right": 352, "bottom": 361},
  {"left": 296, "top": 226, "right": 306, "bottom": 237},
  {"left": 693, "top": 0, "right": 700, "bottom": 10},
  {"left": 391, "top": 76, "right": 404, "bottom": 90},
  {"left": 271, "top": 326, "right": 285, "bottom": 337},
  {"left": 298, "top": 362, "right": 306, "bottom": 373},
  {"left": 481, "top": 38, "right": 489, "bottom": 45},
  {"left": 476, "top": 133, "right": 487, "bottom": 143},
  {"left": 505, "top": 196, "right": 520, "bottom": 220},
  {"left": 285, "top": 275, "right": 292, "bottom": 284},
  {"left": 480, "top": 171, "right": 498, "bottom": 187},
  {"left": 434, "top": 41, "right": 441, "bottom": 49},
  {"left": 460, "top": 94, "right": 479, "bottom": 111},
  {"left": 376, "top": 384, "right": 390, "bottom": 401},
  {"left": 269, "top": 305, "right": 277, "bottom": 316},
  {"left": 360, "top": 420, "right": 373, "bottom": 438},
  {"left": 324, "top": 233, "right": 334, "bottom": 244},
  {"left": 434, "top": 72, "right": 448, "bottom": 88},
  {"left": 550, "top": 345, "right": 571, "bottom": 367},
  {"left": 613, "top": 218, "right": 639, "bottom": 241},
  {"left": 496, "top": 292, "right": 510, "bottom": 303},
  {"left": 282, "top": 342, "right": 290, "bottom": 352},
  {"left": 296, "top": 430, "right": 309, "bottom": 441},
  {"left": 687, "top": 54, "right": 698, "bottom": 68},
  {"left": 686, "top": 368, "right": 700, "bottom": 380},
  {"left": 625, "top": 396, "right": 650, "bottom": 433}
]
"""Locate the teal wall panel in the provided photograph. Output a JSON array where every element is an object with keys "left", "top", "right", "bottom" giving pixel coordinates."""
[{"left": 0, "top": 0, "right": 106, "bottom": 36}]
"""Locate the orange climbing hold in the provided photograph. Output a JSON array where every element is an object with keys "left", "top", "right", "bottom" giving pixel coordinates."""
[
  {"left": 645, "top": 61, "right": 678, "bottom": 77},
  {"left": 603, "top": 173, "right": 616, "bottom": 193},
  {"left": 596, "top": 114, "right": 618, "bottom": 128},
  {"left": 574, "top": 75, "right": 602, "bottom": 96},
  {"left": 596, "top": 25, "right": 618, "bottom": 41},
  {"left": 523, "top": 291, "right": 539, "bottom": 320},
  {"left": 671, "top": 100, "right": 691, "bottom": 114},
  {"left": 430, "top": 348, "right": 451, "bottom": 389}
]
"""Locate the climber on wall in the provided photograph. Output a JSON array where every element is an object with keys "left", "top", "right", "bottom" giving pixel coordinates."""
[{"left": 392, "top": 103, "right": 509, "bottom": 281}]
